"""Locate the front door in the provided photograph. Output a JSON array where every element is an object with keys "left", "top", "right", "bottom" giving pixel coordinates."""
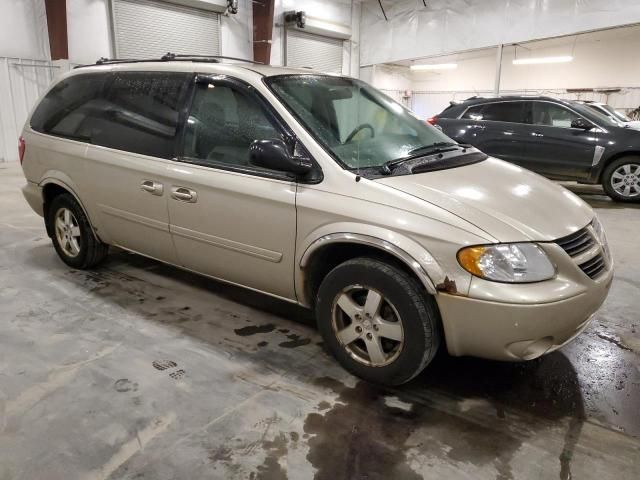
[
  {"left": 519, "top": 101, "right": 599, "bottom": 179},
  {"left": 166, "top": 76, "right": 298, "bottom": 300}
]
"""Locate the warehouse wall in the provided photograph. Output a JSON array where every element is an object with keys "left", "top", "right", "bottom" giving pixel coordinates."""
[
  {"left": 0, "top": 0, "right": 50, "bottom": 60},
  {"left": 270, "top": 0, "right": 360, "bottom": 76},
  {"left": 360, "top": 64, "right": 411, "bottom": 104},
  {"left": 66, "top": 0, "right": 253, "bottom": 65},
  {"left": 0, "top": 1, "right": 53, "bottom": 161},
  {"left": 411, "top": 29, "right": 640, "bottom": 94},
  {"left": 365, "top": 25, "right": 640, "bottom": 119},
  {"left": 360, "top": 0, "right": 640, "bottom": 66},
  {"left": 67, "top": 0, "right": 113, "bottom": 64}
]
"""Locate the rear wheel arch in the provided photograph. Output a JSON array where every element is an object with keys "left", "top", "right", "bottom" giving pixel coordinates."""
[
  {"left": 299, "top": 234, "right": 440, "bottom": 308},
  {"left": 597, "top": 151, "right": 640, "bottom": 181},
  {"left": 600, "top": 153, "right": 640, "bottom": 201},
  {"left": 41, "top": 180, "right": 98, "bottom": 239}
]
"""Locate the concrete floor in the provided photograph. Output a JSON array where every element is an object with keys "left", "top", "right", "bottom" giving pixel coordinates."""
[{"left": 0, "top": 163, "right": 639, "bottom": 480}]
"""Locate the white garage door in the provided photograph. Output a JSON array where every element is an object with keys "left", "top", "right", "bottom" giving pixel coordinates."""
[
  {"left": 112, "top": 0, "right": 220, "bottom": 59},
  {"left": 285, "top": 29, "right": 343, "bottom": 74}
]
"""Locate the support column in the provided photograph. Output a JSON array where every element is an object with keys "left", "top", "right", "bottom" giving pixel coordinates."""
[
  {"left": 253, "top": 0, "right": 275, "bottom": 64},
  {"left": 44, "top": 0, "right": 68, "bottom": 60},
  {"left": 494, "top": 43, "right": 503, "bottom": 96}
]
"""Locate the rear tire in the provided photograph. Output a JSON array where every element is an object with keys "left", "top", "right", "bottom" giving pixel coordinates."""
[
  {"left": 602, "top": 156, "right": 640, "bottom": 202},
  {"left": 315, "top": 257, "right": 441, "bottom": 386},
  {"left": 47, "top": 194, "right": 108, "bottom": 269}
]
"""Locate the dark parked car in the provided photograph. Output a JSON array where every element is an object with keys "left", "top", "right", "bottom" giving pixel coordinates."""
[{"left": 431, "top": 96, "right": 640, "bottom": 202}]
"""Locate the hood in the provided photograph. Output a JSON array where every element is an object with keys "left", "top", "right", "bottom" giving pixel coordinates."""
[{"left": 375, "top": 157, "right": 594, "bottom": 242}]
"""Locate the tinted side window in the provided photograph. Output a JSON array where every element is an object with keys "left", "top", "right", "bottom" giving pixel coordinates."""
[
  {"left": 531, "top": 102, "right": 580, "bottom": 128},
  {"left": 30, "top": 74, "right": 108, "bottom": 140},
  {"left": 480, "top": 102, "right": 526, "bottom": 123},
  {"left": 182, "top": 82, "right": 282, "bottom": 169},
  {"left": 89, "top": 72, "right": 191, "bottom": 158},
  {"left": 461, "top": 105, "right": 484, "bottom": 120}
]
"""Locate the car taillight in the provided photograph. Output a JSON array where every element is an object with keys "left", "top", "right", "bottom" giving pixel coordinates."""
[
  {"left": 427, "top": 116, "right": 438, "bottom": 125},
  {"left": 18, "top": 136, "right": 26, "bottom": 164}
]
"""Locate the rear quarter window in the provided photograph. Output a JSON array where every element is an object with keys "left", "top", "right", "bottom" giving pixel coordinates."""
[
  {"left": 438, "top": 103, "right": 464, "bottom": 118},
  {"left": 462, "top": 102, "right": 526, "bottom": 123},
  {"left": 30, "top": 73, "right": 108, "bottom": 141}
]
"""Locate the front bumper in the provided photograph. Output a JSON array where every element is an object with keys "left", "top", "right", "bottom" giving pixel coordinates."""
[{"left": 436, "top": 251, "right": 613, "bottom": 361}]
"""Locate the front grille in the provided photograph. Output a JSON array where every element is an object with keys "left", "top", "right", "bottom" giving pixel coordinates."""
[
  {"left": 579, "top": 253, "right": 606, "bottom": 279},
  {"left": 555, "top": 227, "right": 595, "bottom": 257},
  {"left": 554, "top": 224, "right": 608, "bottom": 280}
]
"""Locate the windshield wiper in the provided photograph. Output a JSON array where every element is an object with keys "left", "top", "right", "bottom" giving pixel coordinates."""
[
  {"left": 407, "top": 141, "right": 457, "bottom": 155},
  {"left": 380, "top": 142, "right": 468, "bottom": 175}
]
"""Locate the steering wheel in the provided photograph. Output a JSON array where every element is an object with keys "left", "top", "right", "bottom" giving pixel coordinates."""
[{"left": 344, "top": 123, "right": 375, "bottom": 143}]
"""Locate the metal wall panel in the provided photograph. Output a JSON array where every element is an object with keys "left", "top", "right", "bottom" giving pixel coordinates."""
[
  {"left": 361, "top": 0, "right": 640, "bottom": 66},
  {"left": 112, "top": 0, "right": 221, "bottom": 58},
  {"left": 285, "top": 29, "right": 343, "bottom": 74},
  {"left": 0, "top": 58, "right": 56, "bottom": 162}
]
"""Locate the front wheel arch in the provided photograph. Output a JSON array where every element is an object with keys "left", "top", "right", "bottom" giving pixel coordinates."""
[{"left": 299, "top": 234, "right": 440, "bottom": 308}]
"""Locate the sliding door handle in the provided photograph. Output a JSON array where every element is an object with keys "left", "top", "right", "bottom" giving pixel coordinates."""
[
  {"left": 171, "top": 186, "right": 198, "bottom": 203},
  {"left": 141, "top": 180, "right": 163, "bottom": 196}
]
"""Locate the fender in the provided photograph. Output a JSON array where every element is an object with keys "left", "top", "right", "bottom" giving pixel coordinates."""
[{"left": 296, "top": 223, "right": 451, "bottom": 307}]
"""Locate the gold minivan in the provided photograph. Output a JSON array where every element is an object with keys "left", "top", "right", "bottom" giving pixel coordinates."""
[{"left": 19, "top": 58, "right": 613, "bottom": 385}]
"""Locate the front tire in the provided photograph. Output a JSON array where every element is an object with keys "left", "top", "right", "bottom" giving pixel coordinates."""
[
  {"left": 315, "top": 257, "right": 441, "bottom": 385},
  {"left": 602, "top": 157, "right": 640, "bottom": 202},
  {"left": 47, "top": 194, "right": 108, "bottom": 269}
]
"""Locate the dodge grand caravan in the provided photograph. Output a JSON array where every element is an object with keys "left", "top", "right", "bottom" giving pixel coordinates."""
[{"left": 20, "top": 57, "right": 613, "bottom": 385}]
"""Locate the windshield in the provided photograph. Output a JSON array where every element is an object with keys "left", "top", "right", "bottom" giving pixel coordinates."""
[
  {"left": 265, "top": 75, "right": 454, "bottom": 169},
  {"left": 571, "top": 101, "right": 621, "bottom": 127},
  {"left": 599, "top": 103, "right": 632, "bottom": 122}
]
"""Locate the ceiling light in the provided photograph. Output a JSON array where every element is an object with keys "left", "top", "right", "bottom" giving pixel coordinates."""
[
  {"left": 512, "top": 56, "right": 573, "bottom": 65},
  {"left": 410, "top": 63, "right": 458, "bottom": 71}
]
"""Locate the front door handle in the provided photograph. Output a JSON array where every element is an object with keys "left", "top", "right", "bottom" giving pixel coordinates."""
[
  {"left": 141, "top": 180, "right": 164, "bottom": 196},
  {"left": 171, "top": 186, "right": 198, "bottom": 203},
  {"left": 531, "top": 132, "right": 544, "bottom": 137}
]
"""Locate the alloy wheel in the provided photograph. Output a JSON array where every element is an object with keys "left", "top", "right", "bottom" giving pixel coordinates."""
[
  {"left": 54, "top": 207, "right": 82, "bottom": 257},
  {"left": 331, "top": 285, "right": 404, "bottom": 367},
  {"left": 611, "top": 163, "right": 640, "bottom": 198}
]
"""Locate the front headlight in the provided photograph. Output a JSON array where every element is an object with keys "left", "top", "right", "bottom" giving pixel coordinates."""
[
  {"left": 591, "top": 214, "right": 611, "bottom": 261},
  {"left": 457, "top": 243, "right": 556, "bottom": 283}
]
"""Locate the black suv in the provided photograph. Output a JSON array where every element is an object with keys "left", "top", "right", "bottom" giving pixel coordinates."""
[{"left": 432, "top": 96, "right": 640, "bottom": 202}]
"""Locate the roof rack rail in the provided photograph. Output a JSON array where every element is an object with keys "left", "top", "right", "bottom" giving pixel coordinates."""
[
  {"left": 75, "top": 52, "right": 263, "bottom": 69},
  {"left": 160, "top": 52, "right": 263, "bottom": 64}
]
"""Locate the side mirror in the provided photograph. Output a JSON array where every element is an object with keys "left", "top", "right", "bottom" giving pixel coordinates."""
[
  {"left": 571, "top": 118, "right": 592, "bottom": 130},
  {"left": 249, "top": 139, "right": 313, "bottom": 176}
]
